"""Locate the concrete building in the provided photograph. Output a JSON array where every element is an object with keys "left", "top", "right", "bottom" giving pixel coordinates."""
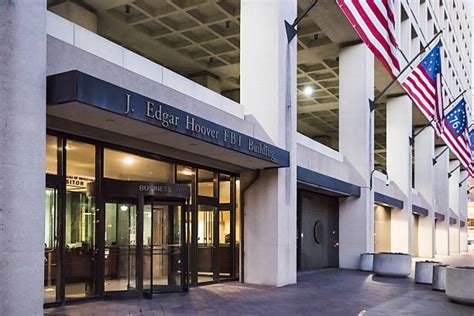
[{"left": 0, "top": 0, "right": 472, "bottom": 315}]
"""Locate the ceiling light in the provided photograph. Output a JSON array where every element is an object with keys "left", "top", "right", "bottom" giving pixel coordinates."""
[
  {"left": 182, "top": 167, "right": 193, "bottom": 176},
  {"left": 120, "top": 205, "right": 128, "bottom": 212},
  {"left": 303, "top": 86, "right": 314, "bottom": 97},
  {"left": 123, "top": 157, "right": 134, "bottom": 165}
]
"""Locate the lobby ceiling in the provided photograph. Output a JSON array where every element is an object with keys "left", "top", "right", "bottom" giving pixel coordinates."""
[{"left": 47, "top": 0, "right": 432, "bottom": 168}]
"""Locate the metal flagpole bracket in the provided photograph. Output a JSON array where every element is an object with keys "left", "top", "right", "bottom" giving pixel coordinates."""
[
  {"left": 448, "top": 162, "right": 461, "bottom": 178},
  {"left": 433, "top": 146, "right": 448, "bottom": 165},
  {"left": 285, "top": 0, "right": 318, "bottom": 43},
  {"left": 369, "top": 99, "right": 376, "bottom": 112},
  {"left": 459, "top": 175, "right": 470, "bottom": 187}
]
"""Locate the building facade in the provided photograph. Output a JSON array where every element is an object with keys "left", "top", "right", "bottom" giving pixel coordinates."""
[{"left": 0, "top": 0, "right": 472, "bottom": 315}]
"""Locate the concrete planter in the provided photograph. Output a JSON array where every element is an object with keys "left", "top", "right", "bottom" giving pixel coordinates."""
[
  {"left": 373, "top": 253, "right": 411, "bottom": 277},
  {"left": 445, "top": 266, "right": 474, "bottom": 305},
  {"left": 432, "top": 265, "right": 449, "bottom": 291},
  {"left": 360, "top": 253, "right": 374, "bottom": 272},
  {"left": 415, "top": 261, "right": 441, "bottom": 284}
]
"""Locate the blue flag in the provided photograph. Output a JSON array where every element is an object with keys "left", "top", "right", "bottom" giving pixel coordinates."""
[
  {"left": 445, "top": 98, "right": 468, "bottom": 137},
  {"left": 470, "top": 128, "right": 474, "bottom": 151}
]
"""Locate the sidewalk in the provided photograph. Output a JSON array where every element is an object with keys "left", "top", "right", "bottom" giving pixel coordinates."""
[{"left": 45, "top": 256, "right": 474, "bottom": 316}]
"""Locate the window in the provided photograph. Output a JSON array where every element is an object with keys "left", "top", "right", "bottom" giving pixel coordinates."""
[
  {"left": 46, "top": 135, "right": 58, "bottom": 175},
  {"left": 198, "top": 169, "right": 217, "bottom": 197},
  {"left": 104, "top": 148, "right": 173, "bottom": 182}
]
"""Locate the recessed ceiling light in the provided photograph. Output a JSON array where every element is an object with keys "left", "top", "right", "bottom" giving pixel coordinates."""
[
  {"left": 123, "top": 157, "right": 134, "bottom": 165},
  {"left": 303, "top": 86, "right": 314, "bottom": 97}
]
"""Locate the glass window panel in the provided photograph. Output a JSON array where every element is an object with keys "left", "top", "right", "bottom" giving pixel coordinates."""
[
  {"left": 104, "top": 203, "right": 137, "bottom": 292},
  {"left": 197, "top": 205, "right": 215, "bottom": 283},
  {"left": 65, "top": 140, "right": 96, "bottom": 299},
  {"left": 198, "top": 169, "right": 216, "bottom": 198},
  {"left": 219, "top": 174, "right": 231, "bottom": 204},
  {"left": 219, "top": 210, "right": 231, "bottom": 277},
  {"left": 235, "top": 179, "right": 240, "bottom": 277},
  {"left": 176, "top": 165, "right": 194, "bottom": 204},
  {"left": 236, "top": 179, "right": 240, "bottom": 244},
  {"left": 45, "top": 135, "right": 58, "bottom": 175},
  {"left": 44, "top": 188, "right": 58, "bottom": 304},
  {"left": 104, "top": 148, "right": 173, "bottom": 182}
]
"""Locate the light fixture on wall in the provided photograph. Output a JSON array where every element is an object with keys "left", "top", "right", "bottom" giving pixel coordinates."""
[
  {"left": 120, "top": 205, "right": 128, "bottom": 212},
  {"left": 369, "top": 168, "right": 389, "bottom": 190}
]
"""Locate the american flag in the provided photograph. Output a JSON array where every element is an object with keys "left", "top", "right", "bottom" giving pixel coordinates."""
[
  {"left": 337, "top": 0, "right": 400, "bottom": 78},
  {"left": 441, "top": 98, "right": 473, "bottom": 175},
  {"left": 401, "top": 42, "right": 444, "bottom": 134}
]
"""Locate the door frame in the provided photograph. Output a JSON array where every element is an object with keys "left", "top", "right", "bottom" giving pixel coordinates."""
[
  {"left": 143, "top": 198, "right": 188, "bottom": 297},
  {"left": 44, "top": 174, "right": 66, "bottom": 308},
  {"left": 101, "top": 198, "right": 141, "bottom": 299},
  {"left": 101, "top": 178, "right": 190, "bottom": 298}
]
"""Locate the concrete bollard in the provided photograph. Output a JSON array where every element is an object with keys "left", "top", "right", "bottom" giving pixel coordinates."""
[
  {"left": 373, "top": 253, "right": 412, "bottom": 277},
  {"left": 415, "top": 261, "right": 441, "bottom": 284},
  {"left": 432, "top": 265, "right": 449, "bottom": 291},
  {"left": 445, "top": 267, "right": 474, "bottom": 305},
  {"left": 360, "top": 253, "right": 374, "bottom": 272}
]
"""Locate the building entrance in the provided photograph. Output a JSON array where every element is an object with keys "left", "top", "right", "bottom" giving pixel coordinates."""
[
  {"left": 143, "top": 199, "right": 186, "bottom": 295},
  {"left": 44, "top": 176, "right": 189, "bottom": 306},
  {"left": 44, "top": 134, "right": 240, "bottom": 307}
]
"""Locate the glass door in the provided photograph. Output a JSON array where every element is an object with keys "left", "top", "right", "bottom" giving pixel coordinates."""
[
  {"left": 44, "top": 185, "right": 60, "bottom": 304},
  {"left": 143, "top": 199, "right": 186, "bottom": 294},
  {"left": 104, "top": 201, "right": 137, "bottom": 293},
  {"left": 197, "top": 205, "right": 218, "bottom": 283}
]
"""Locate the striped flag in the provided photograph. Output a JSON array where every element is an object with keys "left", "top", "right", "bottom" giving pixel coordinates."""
[
  {"left": 400, "top": 42, "right": 444, "bottom": 135},
  {"left": 441, "top": 98, "right": 473, "bottom": 175},
  {"left": 337, "top": 0, "right": 400, "bottom": 78}
]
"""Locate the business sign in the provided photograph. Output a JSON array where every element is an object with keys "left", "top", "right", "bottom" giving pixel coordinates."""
[
  {"left": 47, "top": 71, "right": 289, "bottom": 167},
  {"left": 102, "top": 178, "right": 190, "bottom": 200}
]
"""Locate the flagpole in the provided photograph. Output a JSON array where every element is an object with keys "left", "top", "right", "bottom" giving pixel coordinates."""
[{"left": 370, "top": 30, "right": 443, "bottom": 109}]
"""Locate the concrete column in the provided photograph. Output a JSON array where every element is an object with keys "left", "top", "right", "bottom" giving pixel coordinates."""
[
  {"left": 414, "top": 127, "right": 435, "bottom": 258},
  {"left": 0, "top": 1, "right": 47, "bottom": 315},
  {"left": 459, "top": 170, "right": 468, "bottom": 252},
  {"left": 338, "top": 43, "right": 374, "bottom": 269},
  {"left": 434, "top": 147, "right": 450, "bottom": 255},
  {"left": 448, "top": 160, "right": 460, "bottom": 253},
  {"left": 386, "top": 96, "right": 412, "bottom": 254},
  {"left": 240, "top": 0, "right": 297, "bottom": 286}
]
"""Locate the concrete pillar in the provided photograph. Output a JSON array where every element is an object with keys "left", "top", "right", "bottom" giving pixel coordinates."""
[
  {"left": 434, "top": 147, "right": 450, "bottom": 255},
  {"left": 414, "top": 127, "right": 435, "bottom": 258},
  {"left": 386, "top": 96, "right": 412, "bottom": 254},
  {"left": 0, "top": 1, "right": 47, "bottom": 315},
  {"left": 240, "top": 0, "right": 297, "bottom": 286},
  {"left": 448, "top": 160, "right": 460, "bottom": 253},
  {"left": 338, "top": 43, "right": 374, "bottom": 269},
  {"left": 459, "top": 170, "right": 468, "bottom": 252}
]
